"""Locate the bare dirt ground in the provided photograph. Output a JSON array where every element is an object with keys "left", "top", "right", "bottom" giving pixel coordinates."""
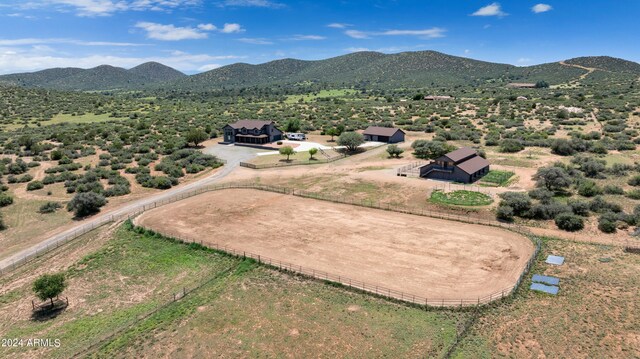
[{"left": 136, "top": 189, "right": 535, "bottom": 301}]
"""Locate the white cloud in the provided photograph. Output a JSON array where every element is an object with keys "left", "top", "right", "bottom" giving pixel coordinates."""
[
  {"left": 471, "top": 2, "right": 507, "bottom": 17},
  {"left": 532, "top": 3, "right": 552, "bottom": 13},
  {"left": 0, "top": 48, "right": 244, "bottom": 74},
  {"left": 345, "top": 47, "right": 370, "bottom": 53},
  {"left": 221, "top": 0, "right": 284, "bottom": 8},
  {"left": 288, "top": 35, "right": 326, "bottom": 41},
  {"left": 0, "top": 38, "right": 145, "bottom": 46},
  {"left": 345, "top": 44, "right": 428, "bottom": 54},
  {"left": 44, "top": 0, "right": 201, "bottom": 17},
  {"left": 198, "top": 63, "right": 222, "bottom": 71},
  {"left": 345, "top": 28, "right": 445, "bottom": 39},
  {"left": 135, "top": 22, "right": 209, "bottom": 41},
  {"left": 345, "top": 30, "right": 370, "bottom": 39},
  {"left": 327, "top": 23, "right": 350, "bottom": 29},
  {"left": 380, "top": 28, "right": 445, "bottom": 38},
  {"left": 517, "top": 57, "right": 532, "bottom": 64},
  {"left": 197, "top": 23, "right": 216, "bottom": 31},
  {"left": 464, "top": 49, "right": 471, "bottom": 54},
  {"left": 238, "top": 37, "right": 273, "bottom": 45},
  {"left": 220, "top": 23, "right": 244, "bottom": 33}
]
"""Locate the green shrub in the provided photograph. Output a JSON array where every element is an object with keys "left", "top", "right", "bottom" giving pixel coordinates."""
[
  {"left": 577, "top": 180, "right": 602, "bottom": 197},
  {"left": 624, "top": 189, "right": 640, "bottom": 200},
  {"left": 555, "top": 213, "right": 584, "bottom": 232},
  {"left": 67, "top": 192, "right": 107, "bottom": 217},
  {"left": 628, "top": 175, "right": 640, "bottom": 186},
  {"left": 496, "top": 205, "right": 514, "bottom": 221},
  {"left": 499, "top": 139, "right": 524, "bottom": 153},
  {"left": 0, "top": 192, "right": 13, "bottom": 207},
  {"left": 603, "top": 185, "right": 624, "bottom": 195},
  {"left": 568, "top": 199, "right": 590, "bottom": 216},
  {"left": 39, "top": 202, "right": 62, "bottom": 213},
  {"left": 598, "top": 213, "right": 617, "bottom": 233},
  {"left": 26, "top": 180, "right": 44, "bottom": 191}
]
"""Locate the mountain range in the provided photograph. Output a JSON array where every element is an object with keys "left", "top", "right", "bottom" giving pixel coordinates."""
[
  {"left": 1, "top": 51, "right": 638, "bottom": 92},
  {"left": 0, "top": 62, "right": 186, "bottom": 91}
]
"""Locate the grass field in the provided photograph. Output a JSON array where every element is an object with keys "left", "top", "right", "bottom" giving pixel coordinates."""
[
  {"left": 5, "top": 113, "right": 127, "bottom": 130},
  {"left": 0, "top": 224, "right": 470, "bottom": 358},
  {"left": 0, "top": 196, "right": 73, "bottom": 261},
  {"left": 480, "top": 170, "right": 516, "bottom": 187},
  {"left": 430, "top": 190, "right": 494, "bottom": 206},
  {"left": 284, "top": 89, "right": 358, "bottom": 103},
  {"left": 452, "top": 237, "right": 640, "bottom": 358},
  {"left": 247, "top": 150, "right": 318, "bottom": 165},
  {"left": 0, "top": 224, "right": 237, "bottom": 358}
]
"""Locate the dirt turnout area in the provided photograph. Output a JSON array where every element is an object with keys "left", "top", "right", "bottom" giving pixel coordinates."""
[{"left": 137, "top": 189, "right": 535, "bottom": 301}]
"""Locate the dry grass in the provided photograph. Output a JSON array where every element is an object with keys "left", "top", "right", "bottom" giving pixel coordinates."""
[{"left": 453, "top": 238, "right": 640, "bottom": 358}]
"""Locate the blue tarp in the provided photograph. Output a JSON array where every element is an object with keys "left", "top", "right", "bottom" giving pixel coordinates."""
[
  {"left": 530, "top": 283, "right": 559, "bottom": 295},
  {"left": 532, "top": 274, "right": 560, "bottom": 286},
  {"left": 546, "top": 255, "right": 565, "bottom": 265}
]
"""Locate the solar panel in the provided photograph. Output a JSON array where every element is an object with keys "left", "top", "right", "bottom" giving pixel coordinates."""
[
  {"left": 532, "top": 274, "right": 560, "bottom": 286},
  {"left": 530, "top": 283, "right": 559, "bottom": 295},
  {"left": 546, "top": 255, "right": 565, "bottom": 265}
]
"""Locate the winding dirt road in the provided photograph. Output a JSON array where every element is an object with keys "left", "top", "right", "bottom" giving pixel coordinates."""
[{"left": 0, "top": 145, "right": 259, "bottom": 273}]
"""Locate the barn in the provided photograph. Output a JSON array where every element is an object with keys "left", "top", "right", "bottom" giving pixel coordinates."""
[
  {"left": 363, "top": 126, "right": 405, "bottom": 144},
  {"left": 418, "top": 147, "right": 490, "bottom": 183}
]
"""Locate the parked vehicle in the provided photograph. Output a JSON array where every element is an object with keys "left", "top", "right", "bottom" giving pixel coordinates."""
[{"left": 286, "top": 133, "right": 306, "bottom": 141}]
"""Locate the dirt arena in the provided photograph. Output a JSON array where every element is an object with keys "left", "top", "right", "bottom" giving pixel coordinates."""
[{"left": 136, "top": 189, "right": 535, "bottom": 301}]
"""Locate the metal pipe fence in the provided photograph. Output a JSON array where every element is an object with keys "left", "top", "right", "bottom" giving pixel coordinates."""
[
  {"left": 1, "top": 182, "right": 539, "bottom": 309},
  {"left": 131, "top": 225, "right": 540, "bottom": 308}
]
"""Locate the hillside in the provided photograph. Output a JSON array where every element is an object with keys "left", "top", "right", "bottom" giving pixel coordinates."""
[
  {"left": 163, "top": 51, "right": 606, "bottom": 90},
  {"left": 0, "top": 62, "right": 185, "bottom": 91},
  {"left": 1, "top": 51, "right": 638, "bottom": 92},
  {"left": 128, "top": 62, "right": 187, "bottom": 82},
  {"left": 565, "top": 56, "right": 640, "bottom": 74}
]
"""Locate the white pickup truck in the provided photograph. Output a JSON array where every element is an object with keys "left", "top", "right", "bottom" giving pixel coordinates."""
[{"left": 286, "top": 133, "right": 306, "bottom": 141}]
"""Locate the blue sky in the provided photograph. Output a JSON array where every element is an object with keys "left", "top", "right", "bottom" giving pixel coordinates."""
[{"left": 0, "top": 1, "right": 638, "bottom": 74}]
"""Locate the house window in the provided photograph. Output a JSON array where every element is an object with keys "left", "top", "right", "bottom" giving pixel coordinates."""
[{"left": 241, "top": 128, "right": 247, "bottom": 134}]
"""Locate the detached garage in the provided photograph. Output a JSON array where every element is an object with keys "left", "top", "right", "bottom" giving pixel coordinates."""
[{"left": 363, "top": 126, "right": 405, "bottom": 144}]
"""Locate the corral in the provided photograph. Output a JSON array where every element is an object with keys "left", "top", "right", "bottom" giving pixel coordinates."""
[{"left": 136, "top": 188, "right": 535, "bottom": 302}]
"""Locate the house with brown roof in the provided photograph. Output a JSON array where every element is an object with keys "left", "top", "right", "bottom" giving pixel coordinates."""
[
  {"left": 418, "top": 147, "right": 490, "bottom": 183},
  {"left": 363, "top": 126, "right": 405, "bottom": 144},
  {"left": 222, "top": 120, "right": 283, "bottom": 144}
]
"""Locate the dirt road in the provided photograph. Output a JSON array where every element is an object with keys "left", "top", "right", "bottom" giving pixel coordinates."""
[{"left": 0, "top": 145, "right": 260, "bottom": 272}]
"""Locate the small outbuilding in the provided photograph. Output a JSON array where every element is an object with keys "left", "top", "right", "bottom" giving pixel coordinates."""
[
  {"left": 363, "top": 126, "right": 405, "bottom": 144},
  {"left": 419, "top": 147, "right": 490, "bottom": 183}
]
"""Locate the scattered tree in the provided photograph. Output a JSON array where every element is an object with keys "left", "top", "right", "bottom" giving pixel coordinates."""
[
  {"left": 279, "top": 146, "right": 295, "bottom": 161},
  {"left": 33, "top": 273, "right": 67, "bottom": 307},
  {"left": 386, "top": 144, "right": 404, "bottom": 158},
  {"left": 67, "top": 192, "right": 107, "bottom": 217},
  {"left": 337, "top": 132, "right": 364, "bottom": 152},
  {"left": 325, "top": 128, "right": 339, "bottom": 141},
  {"left": 308, "top": 147, "right": 318, "bottom": 160},
  {"left": 284, "top": 118, "right": 301, "bottom": 133},
  {"left": 185, "top": 128, "right": 209, "bottom": 147},
  {"left": 533, "top": 166, "right": 573, "bottom": 192},
  {"left": 411, "top": 140, "right": 455, "bottom": 159}
]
